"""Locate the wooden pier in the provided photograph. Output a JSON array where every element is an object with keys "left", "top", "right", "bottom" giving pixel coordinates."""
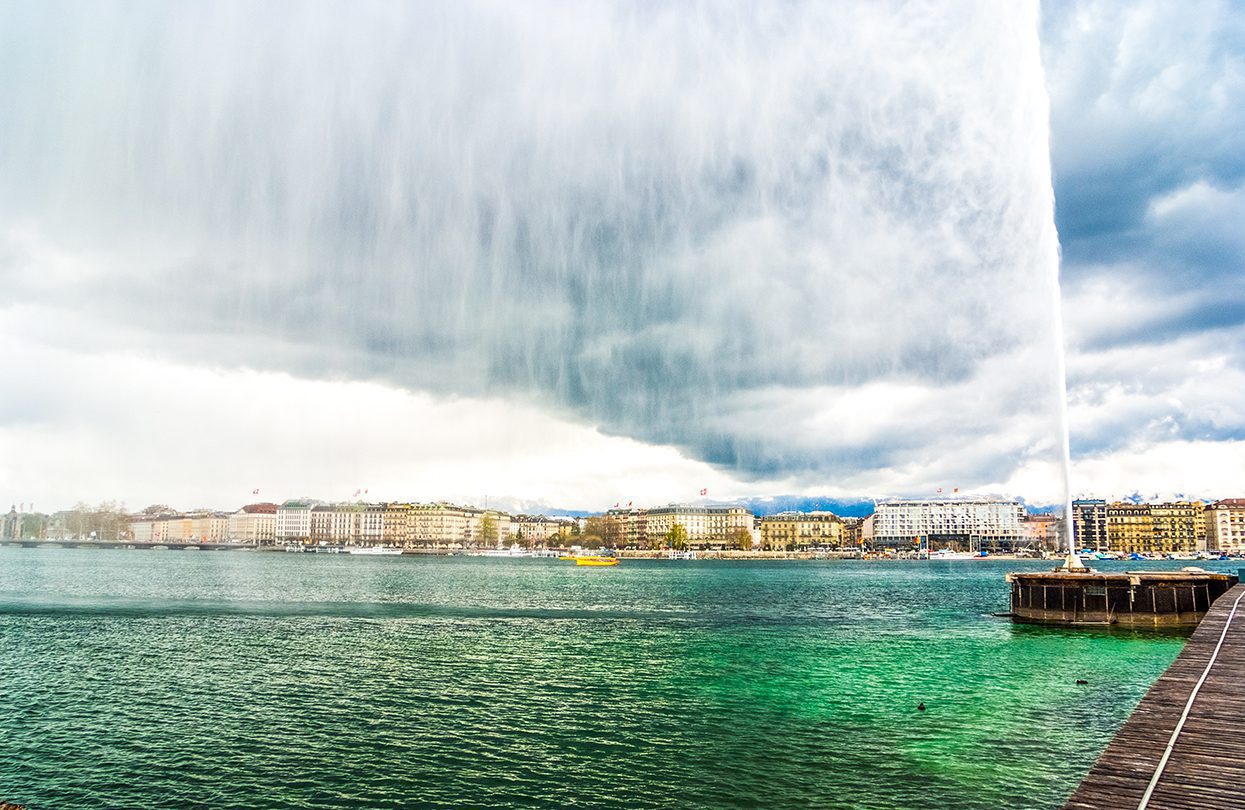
[{"left": 1064, "top": 582, "right": 1245, "bottom": 809}]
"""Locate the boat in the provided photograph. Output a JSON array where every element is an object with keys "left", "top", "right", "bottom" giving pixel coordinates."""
[
  {"left": 348, "top": 546, "right": 403, "bottom": 555},
  {"left": 931, "top": 548, "right": 982, "bottom": 560},
  {"left": 476, "top": 544, "right": 528, "bottom": 557},
  {"left": 574, "top": 555, "right": 619, "bottom": 566}
]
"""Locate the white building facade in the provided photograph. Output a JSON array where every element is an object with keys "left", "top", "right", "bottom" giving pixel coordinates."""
[
  {"left": 869, "top": 499, "right": 1025, "bottom": 552},
  {"left": 276, "top": 500, "right": 316, "bottom": 542},
  {"left": 1205, "top": 499, "right": 1245, "bottom": 553},
  {"left": 228, "top": 504, "right": 277, "bottom": 544}
]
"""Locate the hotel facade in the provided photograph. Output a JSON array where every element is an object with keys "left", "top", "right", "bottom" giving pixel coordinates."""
[
  {"left": 1102, "top": 502, "right": 1205, "bottom": 555},
  {"left": 605, "top": 505, "right": 755, "bottom": 549},
  {"left": 759, "top": 512, "right": 844, "bottom": 550},
  {"left": 864, "top": 499, "right": 1026, "bottom": 552}
]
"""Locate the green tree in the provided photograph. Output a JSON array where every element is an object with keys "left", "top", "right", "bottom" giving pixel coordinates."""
[
  {"left": 479, "top": 513, "right": 498, "bottom": 547},
  {"left": 581, "top": 516, "right": 608, "bottom": 548},
  {"left": 730, "top": 527, "right": 753, "bottom": 551},
  {"left": 666, "top": 523, "right": 688, "bottom": 551}
]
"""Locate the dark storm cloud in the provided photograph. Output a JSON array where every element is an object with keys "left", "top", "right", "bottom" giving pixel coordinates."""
[
  {"left": 0, "top": 1, "right": 1066, "bottom": 491},
  {"left": 1042, "top": 0, "right": 1245, "bottom": 480},
  {"left": 1045, "top": 0, "right": 1245, "bottom": 286}
]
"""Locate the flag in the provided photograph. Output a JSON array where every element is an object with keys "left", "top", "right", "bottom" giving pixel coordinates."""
[{"left": 699, "top": 488, "right": 708, "bottom": 496}]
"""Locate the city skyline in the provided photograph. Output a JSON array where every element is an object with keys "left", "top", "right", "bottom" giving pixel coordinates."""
[
  {"left": 2, "top": 1, "right": 1243, "bottom": 512},
  {"left": 8, "top": 485, "right": 1243, "bottom": 524}
]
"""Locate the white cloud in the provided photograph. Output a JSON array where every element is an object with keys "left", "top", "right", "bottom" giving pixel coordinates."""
[
  {"left": 0, "top": 328, "right": 749, "bottom": 513},
  {"left": 1069, "top": 440, "right": 1245, "bottom": 501}
]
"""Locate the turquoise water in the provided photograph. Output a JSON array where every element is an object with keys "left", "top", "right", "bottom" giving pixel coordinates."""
[{"left": 0, "top": 549, "right": 1222, "bottom": 809}]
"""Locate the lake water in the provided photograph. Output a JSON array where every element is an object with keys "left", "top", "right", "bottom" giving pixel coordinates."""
[{"left": 1, "top": 548, "right": 1226, "bottom": 809}]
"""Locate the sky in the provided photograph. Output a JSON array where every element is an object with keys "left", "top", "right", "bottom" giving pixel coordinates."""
[{"left": 1, "top": 0, "right": 1242, "bottom": 514}]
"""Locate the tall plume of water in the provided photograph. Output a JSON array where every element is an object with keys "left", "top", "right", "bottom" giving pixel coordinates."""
[{"left": 0, "top": 1, "right": 1069, "bottom": 498}]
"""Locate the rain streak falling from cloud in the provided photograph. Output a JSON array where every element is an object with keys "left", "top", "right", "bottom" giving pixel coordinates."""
[{"left": 0, "top": 0, "right": 1069, "bottom": 500}]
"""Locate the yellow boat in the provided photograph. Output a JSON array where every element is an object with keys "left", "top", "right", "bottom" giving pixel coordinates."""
[{"left": 574, "top": 555, "right": 619, "bottom": 566}]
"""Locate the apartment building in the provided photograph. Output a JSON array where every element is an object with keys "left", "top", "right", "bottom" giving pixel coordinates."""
[
  {"left": 1104, "top": 502, "right": 1203, "bottom": 554},
  {"left": 759, "top": 512, "right": 843, "bottom": 550},
  {"left": 604, "top": 505, "right": 754, "bottom": 548},
  {"left": 1072, "top": 500, "right": 1109, "bottom": 552},
  {"left": 228, "top": 503, "right": 277, "bottom": 544},
  {"left": 1205, "top": 499, "right": 1245, "bottom": 553},
  {"left": 512, "top": 515, "right": 571, "bottom": 546}
]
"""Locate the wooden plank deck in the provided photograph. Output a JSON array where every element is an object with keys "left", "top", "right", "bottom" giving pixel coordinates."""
[{"left": 1064, "top": 582, "right": 1245, "bottom": 810}]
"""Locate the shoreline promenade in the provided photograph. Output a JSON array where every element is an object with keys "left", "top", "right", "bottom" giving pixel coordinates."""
[{"left": 1064, "top": 582, "right": 1245, "bottom": 809}]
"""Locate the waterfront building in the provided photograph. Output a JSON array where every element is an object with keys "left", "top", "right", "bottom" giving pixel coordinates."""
[
  {"left": 605, "top": 505, "right": 754, "bottom": 549},
  {"left": 406, "top": 503, "right": 512, "bottom": 547},
  {"left": 129, "top": 512, "right": 181, "bottom": 543},
  {"left": 1104, "top": 503, "right": 1153, "bottom": 553},
  {"left": 511, "top": 515, "right": 570, "bottom": 546},
  {"left": 841, "top": 517, "right": 864, "bottom": 548},
  {"left": 359, "top": 504, "right": 385, "bottom": 546},
  {"left": 759, "top": 512, "right": 843, "bottom": 551},
  {"left": 1205, "top": 499, "right": 1245, "bottom": 553},
  {"left": 276, "top": 500, "right": 316, "bottom": 542},
  {"left": 410, "top": 503, "right": 471, "bottom": 546},
  {"left": 604, "top": 507, "right": 645, "bottom": 547},
  {"left": 650, "top": 505, "right": 752, "bottom": 548},
  {"left": 1072, "top": 499, "right": 1109, "bottom": 552},
  {"left": 228, "top": 503, "right": 277, "bottom": 544},
  {"left": 473, "top": 509, "right": 511, "bottom": 547},
  {"left": 1151, "top": 501, "right": 1204, "bottom": 553},
  {"left": 1104, "top": 501, "right": 1203, "bottom": 555},
  {"left": 188, "top": 513, "right": 230, "bottom": 542},
  {"left": 128, "top": 511, "right": 229, "bottom": 543},
  {"left": 383, "top": 502, "right": 412, "bottom": 547},
  {"left": 163, "top": 515, "right": 195, "bottom": 542},
  {"left": 1020, "top": 513, "right": 1062, "bottom": 550},
  {"left": 129, "top": 518, "right": 153, "bottom": 542},
  {"left": 868, "top": 498, "right": 1025, "bottom": 552},
  {"left": 310, "top": 504, "right": 362, "bottom": 544},
  {"left": 309, "top": 505, "right": 336, "bottom": 542}
]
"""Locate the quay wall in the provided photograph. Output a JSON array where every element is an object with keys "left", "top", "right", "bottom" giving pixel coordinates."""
[{"left": 1008, "top": 571, "right": 1238, "bottom": 627}]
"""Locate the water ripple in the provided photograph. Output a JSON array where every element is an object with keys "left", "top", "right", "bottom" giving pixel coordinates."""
[{"left": 0, "top": 549, "right": 1200, "bottom": 809}]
